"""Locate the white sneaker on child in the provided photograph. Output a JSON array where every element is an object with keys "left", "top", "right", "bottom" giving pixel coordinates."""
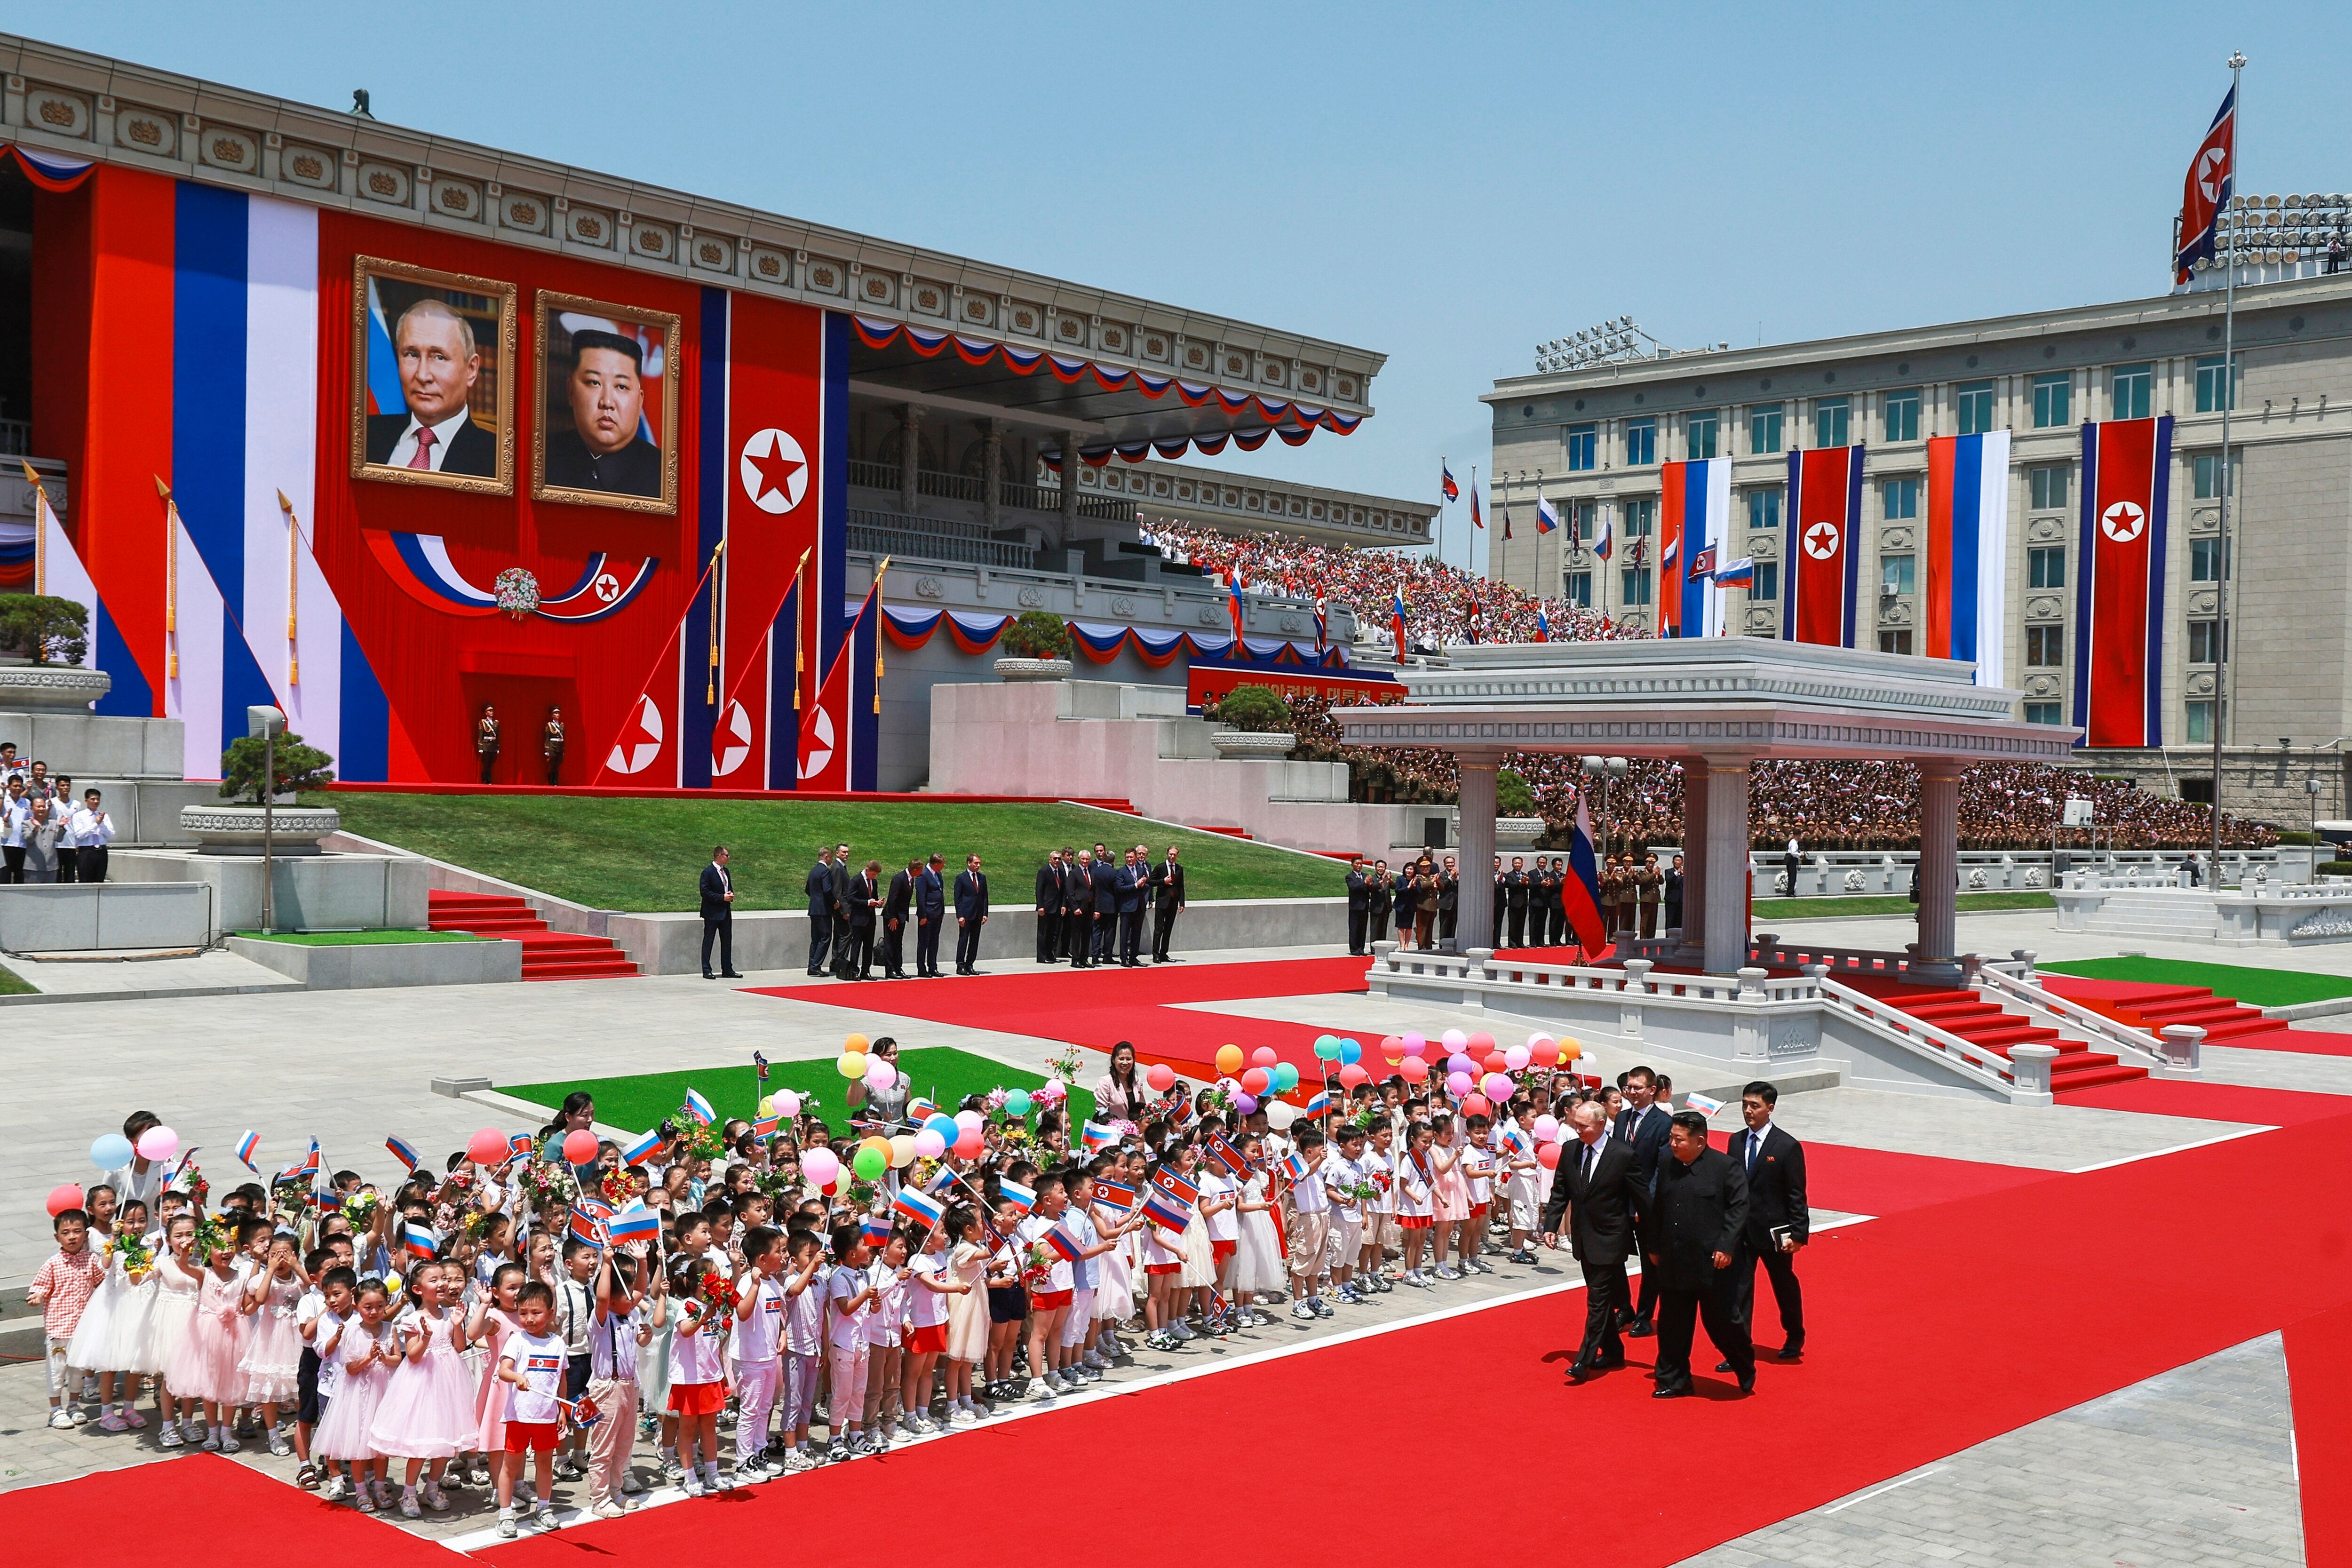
[
  {"left": 46, "top": 1409, "right": 72, "bottom": 1430},
  {"left": 1291, "top": 1300, "right": 1319, "bottom": 1320},
  {"left": 495, "top": 1510, "right": 517, "bottom": 1539}
]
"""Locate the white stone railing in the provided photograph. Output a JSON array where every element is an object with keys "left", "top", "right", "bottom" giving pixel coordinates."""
[
  {"left": 1748, "top": 934, "right": 1945, "bottom": 982},
  {"left": 1742, "top": 846, "right": 2277, "bottom": 897},
  {"left": 2059, "top": 867, "right": 2185, "bottom": 891},
  {"left": 1814, "top": 975, "right": 2025, "bottom": 1100},
  {"left": 1969, "top": 961, "right": 2169, "bottom": 1072}
]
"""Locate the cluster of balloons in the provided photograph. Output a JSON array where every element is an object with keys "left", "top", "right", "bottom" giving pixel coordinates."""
[
  {"left": 1358, "top": 1029, "right": 1583, "bottom": 1104},
  {"left": 756, "top": 1091, "right": 805, "bottom": 1121},
  {"left": 88, "top": 1126, "right": 176, "bottom": 1174},
  {"left": 836, "top": 1032, "right": 903, "bottom": 1098}
]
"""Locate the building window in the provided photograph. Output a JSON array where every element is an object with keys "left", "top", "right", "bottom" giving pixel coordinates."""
[
  {"left": 2025, "top": 624, "right": 2064, "bottom": 667},
  {"left": 1687, "top": 410, "right": 1719, "bottom": 460},
  {"left": 1751, "top": 562, "right": 1779, "bottom": 602},
  {"left": 1571, "top": 500, "right": 1599, "bottom": 541},
  {"left": 2024, "top": 700, "right": 2064, "bottom": 726},
  {"left": 2194, "top": 353, "right": 2238, "bottom": 414},
  {"left": 1625, "top": 418, "right": 1657, "bottom": 466},
  {"left": 1621, "top": 567, "right": 1652, "bottom": 605},
  {"left": 2110, "top": 363, "right": 2153, "bottom": 421},
  {"left": 2185, "top": 700, "right": 2223, "bottom": 744},
  {"left": 2029, "top": 464, "right": 2070, "bottom": 511},
  {"left": 2192, "top": 452, "right": 2238, "bottom": 499},
  {"left": 1814, "top": 397, "right": 1849, "bottom": 448},
  {"left": 1565, "top": 423, "right": 1597, "bottom": 472},
  {"left": 2028, "top": 546, "right": 2066, "bottom": 589},
  {"left": 1748, "top": 405, "right": 1783, "bottom": 455},
  {"left": 1877, "top": 630, "right": 1913, "bottom": 654},
  {"left": 1622, "top": 496, "right": 1655, "bottom": 537},
  {"left": 1955, "top": 380, "right": 1996, "bottom": 435},
  {"left": 1883, "top": 389, "right": 1921, "bottom": 443},
  {"left": 2188, "top": 619, "right": 2226, "bottom": 664},
  {"left": 2032, "top": 372, "right": 2071, "bottom": 429},
  {"left": 2190, "top": 536, "right": 2226, "bottom": 582},
  {"left": 1880, "top": 553, "right": 1916, "bottom": 595},
  {"left": 1562, "top": 571, "right": 1591, "bottom": 608},
  {"left": 1744, "top": 487, "right": 1781, "bottom": 532},
  {"left": 1880, "top": 477, "right": 1920, "bottom": 519}
]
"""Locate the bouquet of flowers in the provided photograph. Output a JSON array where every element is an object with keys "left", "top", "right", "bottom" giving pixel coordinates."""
[
  {"left": 597, "top": 1168, "right": 636, "bottom": 1206},
  {"left": 1033, "top": 1079, "right": 1068, "bottom": 1110},
  {"left": 982, "top": 1087, "right": 1010, "bottom": 1117},
  {"left": 1330, "top": 1173, "right": 1380, "bottom": 1209},
  {"left": 692, "top": 1266, "right": 733, "bottom": 1328},
  {"left": 754, "top": 1165, "right": 803, "bottom": 1204},
  {"left": 187, "top": 1215, "right": 232, "bottom": 1260},
  {"left": 1045, "top": 1046, "right": 1085, "bottom": 1085},
  {"left": 343, "top": 1189, "right": 381, "bottom": 1227},
  {"left": 167, "top": 1159, "right": 209, "bottom": 1207},
  {"left": 493, "top": 567, "right": 540, "bottom": 621},
  {"left": 1200, "top": 1081, "right": 1237, "bottom": 1118},
  {"left": 843, "top": 1178, "right": 881, "bottom": 1214},
  {"left": 515, "top": 1160, "right": 578, "bottom": 1210},
  {"left": 678, "top": 1121, "right": 731, "bottom": 1163},
  {"left": 1018, "top": 1241, "right": 1056, "bottom": 1293},
  {"left": 112, "top": 1232, "right": 154, "bottom": 1276},
  {"left": 461, "top": 1209, "right": 499, "bottom": 1242},
  {"left": 997, "top": 1120, "right": 1034, "bottom": 1155}
]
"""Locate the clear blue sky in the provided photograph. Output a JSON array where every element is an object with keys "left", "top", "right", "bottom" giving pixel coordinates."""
[{"left": 20, "top": 3, "right": 2344, "bottom": 577}]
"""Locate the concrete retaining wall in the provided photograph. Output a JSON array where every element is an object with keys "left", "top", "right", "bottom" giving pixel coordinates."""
[
  {"left": 0, "top": 883, "right": 214, "bottom": 950},
  {"left": 110, "top": 850, "right": 430, "bottom": 933},
  {"left": 225, "top": 935, "right": 523, "bottom": 989}
]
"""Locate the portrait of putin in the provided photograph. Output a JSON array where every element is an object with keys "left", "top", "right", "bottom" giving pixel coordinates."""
[
  {"left": 363, "top": 298, "right": 500, "bottom": 477},
  {"left": 541, "top": 327, "right": 664, "bottom": 498}
]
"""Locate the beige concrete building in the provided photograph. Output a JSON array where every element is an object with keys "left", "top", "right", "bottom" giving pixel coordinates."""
[{"left": 1483, "top": 238, "right": 2352, "bottom": 822}]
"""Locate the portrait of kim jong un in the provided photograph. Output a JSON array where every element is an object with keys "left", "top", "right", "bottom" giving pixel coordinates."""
[{"left": 531, "top": 293, "right": 682, "bottom": 513}]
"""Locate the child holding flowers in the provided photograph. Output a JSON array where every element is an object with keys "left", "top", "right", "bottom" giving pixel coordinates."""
[{"left": 166, "top": 1216, "right": 248, "bottom": 1451}]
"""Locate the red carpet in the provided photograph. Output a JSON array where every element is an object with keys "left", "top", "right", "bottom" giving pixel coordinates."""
[
  {"left": 2286, "top": 1298, "right": 2352, "bottom": 1568},
  {"left": 480, "top": 1096, "right": 2352, "bottom": 1568},
  {"left": 2055, "top": 1075, "right": 2352, "bottom": 1128},
  {"left": 0, "top": 1452, "right": 445, "bottom": 1565},
  {"left": 2041, "top": 973, "right": 2336, "bottom": 1056}
]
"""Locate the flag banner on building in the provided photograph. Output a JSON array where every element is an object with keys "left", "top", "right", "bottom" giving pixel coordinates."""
[
  {"left": 1783, "top": 446, "right": 1865, "bottom": 647},
  {"left": 1660, "top": 457, "right": 1731, "bottom": 637},
  {"left": 1563, "top": 796, "right": 1607, "bottom": 953},
  {"left": 2174, "top": 86, "right": 2237, "bottom": 285},
  {"left": 798, "top": 580, "right": 881, "bottom": 791},
  {"left": 24, "top": 470, "right": 151, "bottom": 716},
  {"left": 2074, "top": 416, "right": 2173, "bottom": 748},
  {"left": 1923, "top": 431, "right": 2011, "bottom": 684}
]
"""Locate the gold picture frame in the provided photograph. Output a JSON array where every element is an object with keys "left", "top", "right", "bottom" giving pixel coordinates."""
[
  {"left": 348, "top": 256, "right": 518, "bottom": 495},
  {"left": 529, "top": 291, "right": 683, "bottom": 515}
]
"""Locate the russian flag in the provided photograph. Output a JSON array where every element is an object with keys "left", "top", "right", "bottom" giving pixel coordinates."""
[
  {"left": 1303, "top": 1091, "right": 1330, "bottom": 1118},
  {"left": 1535, "top": 491, "right": 1560, "bottom": 535},
  {"left": 1227, "top": 571, "right": 1248, "bottom": 642},
  {"left": 1142, "top": 1187, "right": 1191, "bottom": 1233},
  {"left": 1593, "top": 510, "right": 1613, "bottom": 562},
  {"left": 1042, "top": 1221, "right": 1085, "bottom": 1264},
  {"left": 892, "top": 1186, "right": 946, "bottom": 1229},
  {"left": 1390, "top": 588, "right": 1408, "bottom": 661},
  {"left": 1784, "top": 445, "right": 1865, "bottom": 648},
  {"left": 999, "top": 1178, "right": 1038, "bottom": 1216},
  {"left": 1685, "top": 1092, "right": 1726, "bottom": 1116},
  {"left": 1924, "top": 432, "right": 2011, "bottom": 685},
  {"left": 860, "top": 1213, "right": 894, "bottom": 1251},
  {"left": 680, "top": 1088, "right": 716, "bottom": 1126},
  {"left": 2075, "top": 417, "right": 2172, "bottom": 748},
  {"left": 620, "top": 1130, "right": 664, "bottom": 1168},
  {"left": 607, "top": 1203, "right": 660, "bottom": 1244},
  {"left": 384, "top": 1135, "right": 419, "bottom": 1172},
  {"left": 1714, "top": 556, "right": 1756, "bottom": 590},
  {"left": 403, "top": 1221, "right": 437, "bottom": 1260},
  {"left": 1562, "top": 796, "right": 1608, "bottom": 955},
  {"left": 1661, "top": 458, "right": 1730, "bottom": 637},
  {"left": 1470, "top": 480, "right": 1483, "bottom": 531},
  {"left": 1534, "top": 606, "right": 1549, "bottom": 643},
  {"left": 1280, "top": 1152, "right": 1310, "bottom": 1183},
  {"left": 233, "top": 1130, "right": 261, "bottom": 1171},
  {"left": 1081, "top": 1121, "right": 1118, "bottom": 1154}
]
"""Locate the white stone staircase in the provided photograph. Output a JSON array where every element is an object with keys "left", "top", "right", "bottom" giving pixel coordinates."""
[{"left": 2075, "top": 888, "right": 2221, "bottom": 941}]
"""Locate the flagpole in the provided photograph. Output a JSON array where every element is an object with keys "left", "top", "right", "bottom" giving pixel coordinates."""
[{"left": 2211, "top": 48, "right": 2245, "bottom": 884}]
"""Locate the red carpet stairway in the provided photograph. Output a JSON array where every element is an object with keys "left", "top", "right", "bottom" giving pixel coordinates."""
[
  {"left": 427, "top": 890, "right": 639, "bottom": 981},
  {"left": 1846, "top": 976, "right": 2149, "bottom": 1092}
]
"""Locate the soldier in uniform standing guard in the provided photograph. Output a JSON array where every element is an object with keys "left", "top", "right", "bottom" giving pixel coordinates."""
[
  {"left": 542, "top": 706, "right": 566, "bottom": 786},
  {"left": 475, "top": 703, "right": 501, "bottom": 785}
]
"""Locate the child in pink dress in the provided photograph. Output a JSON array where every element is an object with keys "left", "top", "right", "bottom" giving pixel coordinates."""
[
  {"left": 1430, "top": 1116, "right": 1472, "bottom": 1280},
  {"left": 238, "top": 1234, "right": 305, "bottom": 1456},
  {"left": 368, "top": 1262, "right": 476, "bottom": 1518},
  {"left": 315, "top": 1281, "right": 395, "bottom": 1513},
  {"left": 164, "top": 1224, "right": 247, "bottom": 1453},
  {"left": 469, "top": 1263, "right": 525, "bottom": 1478}
]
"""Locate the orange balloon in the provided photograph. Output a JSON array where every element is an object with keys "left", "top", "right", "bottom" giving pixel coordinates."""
[
  {"left": 1560, "top": 1039, "right": 1583, "bottom": 1062},
  {"left": 844, "top": 1033, "right": 870, "bottom": 1056},
  {"left": 858, "top": 1135, "right": 891, "bottom": 1161}
]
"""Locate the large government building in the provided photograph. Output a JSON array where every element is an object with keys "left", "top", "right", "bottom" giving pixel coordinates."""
[{"left": 1483, "top": 227, "right": 2352, "bottom": 821}]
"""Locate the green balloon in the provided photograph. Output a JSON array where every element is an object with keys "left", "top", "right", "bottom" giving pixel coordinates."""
[
  {"left": 1272, "top": 1063, "right": 1301, "bottom": 1092},
  {"left": 853, "top": 1146, "right": 887, "bottom": 1181}
]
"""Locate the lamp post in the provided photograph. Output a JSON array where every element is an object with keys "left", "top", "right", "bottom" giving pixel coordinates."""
[
  {"left": 1581, "top": 755, "right": 1629, "bottom": 853},
  {"left": 249, "top": 706, "right": 285, "bottom": 935}
]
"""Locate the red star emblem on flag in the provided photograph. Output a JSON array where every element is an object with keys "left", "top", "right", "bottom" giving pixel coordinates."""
[{"left": 745, "top": 433, "right": 803, "bottom": 506}]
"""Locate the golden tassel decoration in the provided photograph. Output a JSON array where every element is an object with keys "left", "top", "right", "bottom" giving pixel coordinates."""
[
  {"left": 277, "top": 489, "right": 301, "bottom": 686},
  {"left": 155, "top": 476, "right": 179, "bottom": 677},
  {"left": 871, "top": 555, "right": 889, "bottom": 713},
  {"left": 705, "top": 538, "right": 727, "bottom": 704},
  {"left": 22, "top": 460, "right": 45, "bottom": 597},
  {"left": 790, "top": 547, "right": 810, "bottom": 708}
]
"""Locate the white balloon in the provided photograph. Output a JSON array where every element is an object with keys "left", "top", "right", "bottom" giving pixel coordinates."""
[{"left": 1263, "top": 1100, "right": 1299, "bottom": 1131}]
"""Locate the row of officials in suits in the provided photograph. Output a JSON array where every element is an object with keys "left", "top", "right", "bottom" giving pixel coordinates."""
[{"left": 1538, "top": 1070, "right": 1809, "bottom": 1398}]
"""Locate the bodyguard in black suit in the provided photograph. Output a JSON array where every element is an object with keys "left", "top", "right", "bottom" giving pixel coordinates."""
[
  {"left": 829, "top": 848, "right": 858, "bottom": 979},
  {"left": 1436, "top": 856, "right": 1459, "bottom": 946},
  {"left": 1035, "top": 852, "right": 1066, "bottom": 964},
  {"left": 1115, "top": 852, "right": 1149, "bottom": 966},
  {"left": 1344, "top": 860, "right": 1370, "bottom": 955},
  {"left": 954, "top": 855, "right": 991, "bottom": 974},
  {"left": 804, "top": 847, "right": 836, "bottom": 976},
  {"left": 1150, "top": 847, "right": 1185, "bottom": 962},
  {"left": 1490, "top": 856, "right": 1507, "bottom": 948},
  {"left": 1503, "top": 856, "right": 1531, "bottom": 947},
  {"left": 1727, "top": 1081, "right": 1809, "bottom": 1360},
  {"left": 1645, "top": 1112, "right": 1755, "bottom": 1396},
  {"left": 844, "top": 860, "right": 880, "bottom": 979},
  {"left": 699, "top": 846, "right": 739, "bottom": 979},
  {"left": 1088, "top": 853, "right": 1120, "bottom": 964},
  {"left": 1065, "top": 851, "right": 1097, "bottom": 966},
  {"left": 1614, "top": 1067, "right": 1673, "bottom": 1335},
  {"left": 1540, "top": 1103, "right": 1647, "bottom": 1379},
  {"left": 880, "top": 858, "right": 917, "bottom": 979},
  {"left": 1366, "top": 861, "right": 1392, "bottom": 945},
  {"left": 915, "top": 855, "right": 947, "bottom": 977}
]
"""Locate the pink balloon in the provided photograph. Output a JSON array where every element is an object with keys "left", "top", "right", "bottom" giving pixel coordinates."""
[
  {"left": 1533, "top": 1114, "right": 1560, "bottom": 1141},
  {"left": 1145, "top": 1063, "right": 1176, "bottom": 1092},
  {"left": 864, "top": 1060, "right": 896, "bottom": 1090},
  {"left": 466, "top": 1129, "right": 509, "bottom": 1166},
  {"left": 1440, "top": 1029, "right": 1468, "bottom": 1052},
  {"left": 954, "top": 1110, "right": 984, "bottom": 1131},
  {"left": 561, "top": 1130, "right": 598, "bottom": 1165},
  {"left": 1338, "top": 1064, "right": 1368, "bottom": 1089},
  {"left": 773, "top": 1090, "right": 802, "bottom": 1118},
  {"left": 46, "top": 1183, "right": 82, "bottom": 1217},
  {"left": 135, "top": 1126, "right": 178, "bottom": 1163},
  {"left": 1482, "top": 1072, "right": 1515, "bottom": 1101},
  {"left": 1524, "top": 1032, "right": 1554, "bottom": 1053},
  {"left": 914, "top": 1130, "right": 946, "bottom": 1159},
  {"left": 1400, "top": 1033, "right": 1427, "bottom": 1058},
  {"left": 1504, "top": 1046, "right": 1531, "bottom": 1072},
  {"left": 953, "top": 1130, "right": 985, "bottom": 1159},
  {"left": 1399, "top": 1057, "right": 1429, "bottom": 1084},
  {"left": 1251, "top": 1047, "right": 1279, "bottom": 1068},
  {"left": 1446, "top": 1071, "right": 1473, "bottom": 1098},
  {"left": 1536, "top": 1142, "right": 1562, "bottom": 1170},
  {"left": 1468, "top": 1033, "right": 1496, "bottom": 1056},
  {"left": 802, "top": 1148, "right": 841, "bottom": 1186}
]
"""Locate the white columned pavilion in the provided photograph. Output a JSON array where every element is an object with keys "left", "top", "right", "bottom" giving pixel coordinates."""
[{"left": 1335, "top": 641, "right": 2078, "bottom": 978}]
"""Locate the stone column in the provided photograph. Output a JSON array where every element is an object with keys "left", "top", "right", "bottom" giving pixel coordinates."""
[
  {"left": 1702, "top": 757, "right": 1751, "bottom": 975},
  {"left": 1917, "top": 761, "right": 1961, "bottom": 964},
  {"left": 982, "top": 421, "right": 1003, "bottom": 531},
  {"left": 1453, "top": 752, "right": 1501, "bottom": 955},
  {"left": 1678, "top": 758, "right": 1708, "bottom": 954},
  {"left": 1060, "top": 434, "right": 1082, "bottom": 539},
  {"left": 899, "top": 404, "right": 925, "bottom": 515}
]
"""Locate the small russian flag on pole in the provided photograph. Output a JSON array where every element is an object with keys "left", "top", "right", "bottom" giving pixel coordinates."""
[
  {"left": 384, "top": 1135, "right": 420, "bottom": 1172},
  {"left": 892, "top": 1186, "right": 946, "bottom": 1229},
  {"left": 1081, "top": 1121, "right": 1118, "bottom": 1154},
  {"left": 607, "top": 1203, "right": 660, "bottom": 1244},
  {"left": 403, "top": 1221, "right": 438, "bottom": 1260},
  {"left": 1304, "top": 1091, "right": 1330, "bottom": 1118},
  {"left": 620, "top": 1130, "right": 663, "bottom": 1168},
  {"left": 998, "top": 1178, "right": 1037, "bottom": 1216},
  {"left": 860, "top": 1213, "right": 893, "bottom": 1250},
  {"left": 1042, "top": 1221, "right": 1085, "bottom": 1264},
  {"left": 1281, "top": 1152, "right": 1310, "bottom": 1183},
  {"left": 680, "top": 1088, "right": 716, "bottom": 1126},
  {"left": 1685, "top": 1092, "right": 1726, "bottom": 1116},
  {"left": 233, "top": 1130, "right": 261, "bottom": 1171}
]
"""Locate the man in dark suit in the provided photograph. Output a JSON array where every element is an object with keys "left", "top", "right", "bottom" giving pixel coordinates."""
[
  {"left": 1615, "top": 1065, "right": 1673, "bottom": 1337},
  {"left": 1645, "top": 1111, "right": 1755, "bottom": 1396},
  {"left": 540, "top": 329, "right": 663, "bottom": 496},
  {"left": 1087, "top": 849, "right": 1120, "bottom": 965},
  {"left": 1150, "top": 844, "right": 1186, "bottom": 962},
  {"left": 1490, "top": 855, "right": 1507, "bottom": 948},
  {"left": 915, "top": 854, "right": 947, "bottom": 978},
  {"left": 1548, "top": 856, "right": 1572, "bottom": 945},
  {"left": 1503, "top": 855, "right": 1531, "bottom": 947},
  {"left": 1540, "top": 1102, "right": 1647, "bottom": 1380},
  {"left": 1664, "top": 854, "right": 1685, "bottom": 937},
  {"left": 1528, "top": 858, "right": 1558, "bottom": 946},
  {"left": 804, "top": 845, "right": 836, "bottom": 976},
  {"left": 954, "top": 854, "right": 991, "bottom": 974},
  {"left": 1344, "top": 858, "right": 1370, "bottom": 955},
  {"left": 1066, "top": 849, "right": 1097, "bottom": 967},
  {"left": 829, "top": 844, "right": 858, "bottom": 980},
  {"left": 843, "top": 859, "right": 880, "bottom": 979},
  {"left": 879, "top": 856, "right": 917, "bottom": 979},
  {"left": 1365, "top": 860, "right": 1393, "bottom": 946},
  {"left": 1437, "top": 854, "right": 1459, "bottom": 947},
  {"left": 1726, "top": 1081, "right": 1809, "bottom": 1362},
  {"left": 700, "top": 846, "right": 739, "bottom": 979},
  {"left": 363, "top": 299, "right": 500, "bottom": 477},
  {"left": 1115, "top": 848, "right": 1149, "bottom": 966},
  {"left": 1034, "top": 850, "right": 1066, "bottom": 964}
]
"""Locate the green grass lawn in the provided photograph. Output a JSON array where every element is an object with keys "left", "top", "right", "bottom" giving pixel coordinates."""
[
  {"left": 503, "top": 1045, "right": 1096, "bottom": 1136},
  {"left": 233, "top": 929, "right": 486, "bottom": 946},
  {"left": 322, "top": 794, "right": 1340, "bottom": 912},
  {"left": 2039, "top": 955, "right": 2352, "bottom": 1008},
  {"left": 1759, "top": 891, "right": 2056, "bottom": 921},
  {"left": 0, "top": 963, "right": 33, "bottom": 995}
]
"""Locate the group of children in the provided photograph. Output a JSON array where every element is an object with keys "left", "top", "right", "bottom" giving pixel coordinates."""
[{"left": 30, "top": 1051, "right": 1626, "bottom": 1537}]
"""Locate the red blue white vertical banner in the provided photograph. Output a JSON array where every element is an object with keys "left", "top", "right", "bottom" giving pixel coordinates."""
[
  {"left": 1923, "top": 431, "right": 2010, "bottom": 684},
  {"left": 1783, "top": 446, "right": 1864, "bottom": 647},
  {"left": 2074, "top": 416, "right": 2172, "bottom": 748},
  {"left": 1659, "top": 457, "right": 1730, "bottom": 637}
]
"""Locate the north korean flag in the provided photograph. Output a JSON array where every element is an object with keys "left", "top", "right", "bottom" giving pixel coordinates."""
[
  {"left": 2074, "top": 417, "right": 2173, "bottom": 748},
  {"left": 1783, "top": 446, "right": 1864, "bottom": 648},
  {"left": 2174, "top": 87, "right": 2236, "bottom": 285},
  {"left": 798, "top": 578, "right": 880, "bottom": 792}
]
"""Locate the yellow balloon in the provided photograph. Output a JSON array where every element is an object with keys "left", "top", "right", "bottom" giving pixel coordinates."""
[
  {"left": 838, "top": 1051, "right": 867, "bottom": 1079},
  {"left": 1214, "top": 1044, "right": 1244, "bottom": 1076},
  {"left": 758, "top": 1095, "right": 776, "bottom": 1117},
  {"left": 888, "top": 1134, "right": 919, "bottom": 1169},
  {"left": 843, "top": 1033, "right": 870, "bottom": 1056}
]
